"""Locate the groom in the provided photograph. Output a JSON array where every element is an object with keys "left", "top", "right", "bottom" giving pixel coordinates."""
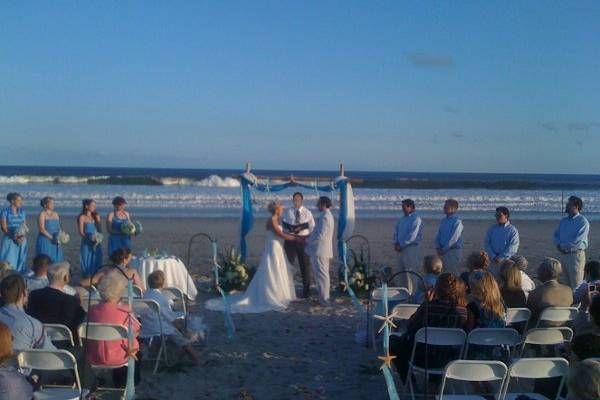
[{"left": 307, "top": 196, "right": 335, "bottom": 306}]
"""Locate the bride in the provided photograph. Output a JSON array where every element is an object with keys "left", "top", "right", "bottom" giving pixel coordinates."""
[{"left": 205, "top": 201, "right": 297, "bottom": 313}]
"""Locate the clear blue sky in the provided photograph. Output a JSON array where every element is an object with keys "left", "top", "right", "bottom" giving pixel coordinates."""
[{"left": 1, "top": 1, "right": 599, "bottom": 173}]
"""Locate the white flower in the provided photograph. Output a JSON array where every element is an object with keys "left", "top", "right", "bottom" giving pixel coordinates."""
[
  {"left": 57, "top": 230, "right": 70, "bottom": 245},
  {"left": 15, "top": 223, "right": 29, "bottom": 237},
  {"left": 121, "top": 221, "right": 136, "bottom": 235},
  {"left": 91, "top": 232, "right": 104, "bottom": 246}
]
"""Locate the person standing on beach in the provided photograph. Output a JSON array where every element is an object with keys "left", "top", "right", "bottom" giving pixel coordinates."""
[
  {"left": 0, "top": 193, "right": 28, "bottom": 274},
  {"left": 435, "top": 199, "right": 464, "bottom": 276},
  {"left": 484, "top": 206, "right": 519, "bottom": 281},
  {"left": 36, "top": 196, "right": 64, "bottom": 263},
  {"left": 393, "top": 199, "right": 423, "bottom": 293},
  {"left": 306, "top": 196, "right": 335, "bottom": 306},
  {"left": 554, "top": 195, "right": 589, "bottom": 289},
  {"left": 107, "top": 196, "right": 132, "bottom": 256},
  {"left": 282, "top": 192, "right": 315, "bottom": 298}
]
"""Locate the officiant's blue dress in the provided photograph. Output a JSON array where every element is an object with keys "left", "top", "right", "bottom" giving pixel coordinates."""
[
  {"left": 80, "top": 222, "right": 103, "bottom": 277},
  {"left": 108, "top": 214, "right": 132, "bottom": 256},
  {"left": 36, "top": 218, "right": 64, "bottom": 263},
  {"left": 0, "top": 207, "right": 28, "bottom": 273}
]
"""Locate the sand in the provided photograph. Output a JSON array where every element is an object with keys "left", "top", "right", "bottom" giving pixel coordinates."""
[{"left": 18, "top": 216, "right": 596, "bottom": 399}]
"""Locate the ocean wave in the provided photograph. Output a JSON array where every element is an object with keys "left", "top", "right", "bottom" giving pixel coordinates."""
[{"left": 0, "top": 175, "right": 109, "bottom": 184}]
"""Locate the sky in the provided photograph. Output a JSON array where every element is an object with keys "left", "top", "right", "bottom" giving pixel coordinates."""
[{"left": 1, "top": 1, "right": 599, "bottom": 173}]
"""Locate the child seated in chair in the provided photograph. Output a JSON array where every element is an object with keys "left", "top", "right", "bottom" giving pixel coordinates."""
[{"left": 142, "top": 270, "right": 200, "bottom": 365}]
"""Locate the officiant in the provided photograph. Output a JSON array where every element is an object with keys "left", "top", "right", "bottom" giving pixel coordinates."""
[{"left": 283, "top": 192, "right": 315, "bottom": 298}]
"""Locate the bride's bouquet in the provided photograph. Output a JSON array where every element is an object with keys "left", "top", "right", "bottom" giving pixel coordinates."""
[
  {"left": 90, "top": 232, "right": 104, "bottom": 248},
  {"left": 57, "top": 230, "right": 70, "bottom": 245},
  {"left": 217, "top": 247, "right": 255, "bottom": 293},
  {"left": 339, "top": 248, "right": 376, "bottom": 298}
]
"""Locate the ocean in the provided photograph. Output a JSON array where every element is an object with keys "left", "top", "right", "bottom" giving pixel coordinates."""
[{"left": 0, "top": 165, "right": 599, "bottom": 220}]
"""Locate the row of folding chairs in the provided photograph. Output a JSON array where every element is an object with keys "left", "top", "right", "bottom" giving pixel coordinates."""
[
  {"left": 437, "top": 358, "right": 570, "bottom": 400},
  {"left": 80, "top": 286, "right": 188, "bottom": 314},
  {"left": 404, "top": 327, "right": 574, "bottom": 399}
]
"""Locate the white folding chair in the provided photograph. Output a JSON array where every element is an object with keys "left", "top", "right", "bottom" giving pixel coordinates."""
[
  {"left": 130, "top": 298, "right": 170, "bottom": 374},
  {"left": 506, "top": 307, "right": 531, "bottom": 333},
  {"left": 77, "top": 322, "right": 130, "bottom": 394},
  {"left": 406, "top": 327, "right": 467, "bottom": 400},
  {"left": 464, "top": 328, "right": 521, "bottom": 362},
  {"left": 132, "top": 285, "right": 143, "bottom": 298},
  {"left": 370, "top": 287, "right": 411, "bottom": 349},
  {"left": 43, "top": 323, "right": 75, "bottom": 347},
  {"left": 519, "top": 327, "right": 573, "bottom": 358},
  {"left": 17, "top": 349, "right": 89, "bottom": 400},
  {"left": 374, "top": 303, "right": 419, "bottom": 348},
  {"left": 161, "top": 287, "right": 187, "bottom": 315},
  {"left": 535, "top": 306, "right": 578, "bottom": 328},
  {"left": 502, "top": 357, "right": 569, "bottom": 400},
  {"left": 438, "top": 360, "right": 508, "bottom": 399}
]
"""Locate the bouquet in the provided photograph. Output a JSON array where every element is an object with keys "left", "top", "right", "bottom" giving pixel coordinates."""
[
  {"left": 57, "top": 230, "right": 70, "bottom": 245},
  {"left": 15, "top": 223, "right": 29, "bottom": 237},
  {"left": 216, "top": 247, "right": 255, "bottom": 293},
  {"left": 339, "top": 248, "right": 376, "bottom": 298},
  {"left": 133, "top": 221, "right": 143, "bottom": 235},
  {"left": 121, "top": 221, "right": 136, "bottom": 236},
  {"left": 90, "top": 232, "right": 104, "bottom": 247}
]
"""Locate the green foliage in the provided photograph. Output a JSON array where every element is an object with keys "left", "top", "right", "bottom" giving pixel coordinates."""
[
  {"left": 216, "top": 247, "right": 255, "bottom": 293},
  {"left": 339, "top": 248, "right": 376, "bottom": 298}
]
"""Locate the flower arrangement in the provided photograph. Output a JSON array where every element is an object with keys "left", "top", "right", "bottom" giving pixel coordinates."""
[
  {"left": 121, "top": 221, "right": 137, "bottom": 236},
  {"left": 133, "top": 221, "right": 143, "bottom": 235},
  {"left": 15, "top": 223, "right": 29, "bottom": 237},
  {"left": 90, "top": 232, "right": 103, "bottom": 247},
  {"left": 216, "top": 247, "right": 255, "bottom": 293},
  {"left": 339, "top": 248, "right": 376, "bottom": 298},
  {"left": 57, "top": 230, "right": 70, "bottom": 245}
]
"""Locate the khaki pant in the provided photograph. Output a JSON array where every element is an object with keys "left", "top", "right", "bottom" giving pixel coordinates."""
[
  {"left": 310, "top": 256, "right": 331, "bottom": 302},
  {"left": 560, "top": 250, "right": 586, "bottom": 290},
  {"left": 442, "top": 248, "right": 462, "bottom": 276},
  {"left": 397, "top": 245, "right": 421, "bottom": 294}
]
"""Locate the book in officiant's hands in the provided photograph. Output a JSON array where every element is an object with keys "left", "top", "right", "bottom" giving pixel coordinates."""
[{"left": 282, "top": 221, "right": 310, "bottom": 234}]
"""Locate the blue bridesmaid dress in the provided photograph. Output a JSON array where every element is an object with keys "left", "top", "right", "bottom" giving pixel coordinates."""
[
  {"left": 0, "top": 207, "right": 28, "bottom": 274},
  {"left": 36, "top": 218, "right": 64, "bottom": 263},
  {"left": 108, "top": 214, "right": 132, "bottom": 256},
  {"left": 80, "top": 222, "right": 103, "bottom": 277}
]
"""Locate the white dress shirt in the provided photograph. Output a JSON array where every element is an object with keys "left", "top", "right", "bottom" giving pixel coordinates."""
[
  {"left": 282, "top": 206, "right": 315, "bottom": 237},
  {"left": 141, "top": 289, "right": 180, "bottom": 337}
]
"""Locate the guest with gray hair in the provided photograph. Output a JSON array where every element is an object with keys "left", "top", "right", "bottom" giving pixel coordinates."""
[
  {"left": 27, "top": 262, "right": 85, "bottom": 336},
  {"left": 567, "top": 359, "right": 600, "bottom": 400},
  {"left": 526, "top": 257, "right": 573, "bottom": 326}
]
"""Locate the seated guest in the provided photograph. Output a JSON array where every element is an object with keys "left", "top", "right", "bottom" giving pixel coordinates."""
[
  {"left": 510, "top": 255, "right": 536, "bottom": 294},
  {"left": 467, "top": 271, "right": 506, "bottom": 329},
  {"left": 27, "top": 262, "right": 86, "bottom": 336},
  {"left": 84, "top": 247, "right": 144, "bottom": 291},
  {"left": 0, "top": 274, "right": 55, "bottom": 350},
  {"left": 567, "top": 359, "right": 600, "bottom": 400},
  {"left": 500, "top": 263, "right": 527, "bottom": 308},
  {"left": 413, "top": 255, "right": 443, "bottom": 303},
  {"left": 571, "top": 293, "right": 600, "bottom": 361},
  {"left": 527, "top": 257, "right": 574, "bottom": 326},
  {"left": 87, "top": 270, "right": 141, "bottom": 387},
  {"left": 0, "top": 261, "right": 11, "bottom": 284},
  {"left": 574, "top": 260, "right": 600, "bottom": 304},
  {"left": 142, "top": 271, "right": 200, "bottom": 364},
  {"left": 0, "top": 321, "right": 33, "bottom": 400},
  {"left": 460, "top": 251, "right": 490, "bottom": 293},
  {"left": 25, "top": 254, "right": 51, "bottom": 292},
  {"left": 390, "top": 273, "right": 468, "bottom": 382}
]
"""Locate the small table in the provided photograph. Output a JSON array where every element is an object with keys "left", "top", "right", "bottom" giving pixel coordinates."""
[{"left": 132, "top": 256, "right": 198, "bottom": 300}]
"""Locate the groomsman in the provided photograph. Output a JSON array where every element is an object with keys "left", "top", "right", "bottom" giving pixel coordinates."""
[
  {"left": 435, "top": 199, "right": 464, "bottom": 275},
  {"left": 484, "top": 206, "right": 520, "bottom": 280},
  {"left": 393, "top": 199, "right": 423, "bottom": 293},
  {"left": 306, "top": 196, "right": 335, "bottom": 306},
  {"left": 283, "top": 192, "right": 315, "bottom": 298},
  {"left": 554, "top": 195, "right": 590, "bottom": 289}
]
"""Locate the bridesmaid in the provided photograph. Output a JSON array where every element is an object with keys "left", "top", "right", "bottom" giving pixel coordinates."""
[
  {"left": 78, "top": 199, "right": 103, "bottom": 277},
  {"left": 36, "top": 196, "right": 64, "bottom": 263},
  {"left": 0, "top": 192, "right": 28, "bottom": 274},
  {"left": 106, "top": 196, "right": 132, "bottom": 257}
]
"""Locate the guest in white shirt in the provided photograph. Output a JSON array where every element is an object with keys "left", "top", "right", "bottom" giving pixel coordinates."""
[
  {"left": 505, "top": 256, "right": 536, "bottom": 295},
  {"left": 142, "top": 270, "right": 200, "bottom": 365},
  {"left": 282, "top": 192, "right": 315, "bottom": 298}
]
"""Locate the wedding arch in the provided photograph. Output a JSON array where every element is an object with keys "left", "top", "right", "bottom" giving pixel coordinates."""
[{"left": 238, "top": 163, "right": 356, "bottom": 264}]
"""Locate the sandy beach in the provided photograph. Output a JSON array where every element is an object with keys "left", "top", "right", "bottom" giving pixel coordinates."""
[{"left": 18, "top": 216, "right": 598, "bottom": 399}]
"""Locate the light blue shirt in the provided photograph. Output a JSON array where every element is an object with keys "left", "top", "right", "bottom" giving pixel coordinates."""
[
  {"left": 553, "top": 213, "right": 589, "bottom": 252},
  {"left": 484, "top": 222, "right": 519, "bottom": 260},
  {"left": 435, "top": 214, "right": 464, "bottom": 252},
  {"left": 0, "top": 304, "right": 55, "bottom": 351},
  {"left": 393, "top": 212, "right": 423, "bottom": 248}
]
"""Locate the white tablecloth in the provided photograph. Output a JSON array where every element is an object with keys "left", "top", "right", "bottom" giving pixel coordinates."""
[{"left": 132, "top": 256, "right": 198, "bottom": 300}]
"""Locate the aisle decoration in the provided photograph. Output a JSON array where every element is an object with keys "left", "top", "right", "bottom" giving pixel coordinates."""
[
  {"left": 338, "top": 248, "right": 376, "bottom": 298},
  {"left": 212, "top": 241, "right": 236, "bottom": 339},
  {"left": 217, "top": 247, "right": 255, "bottom": 293},
  {"left": 239, "top": 163, "right": 355, "bottom": 265},
  {"left": 375, "top": 284, "right": 400, "bottom": 400}
]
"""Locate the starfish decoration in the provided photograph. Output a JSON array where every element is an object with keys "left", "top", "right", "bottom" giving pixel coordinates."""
[
  {"left": 374, "top": 312, "right": 398, "bottom": 334},
  {"left": 378, "top": 353, "right": 396, "bottom": 370}
]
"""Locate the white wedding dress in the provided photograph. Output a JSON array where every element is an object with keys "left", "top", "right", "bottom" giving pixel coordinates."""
[{"left": 205, "top": 227, "right": 297, "bottom": 313}]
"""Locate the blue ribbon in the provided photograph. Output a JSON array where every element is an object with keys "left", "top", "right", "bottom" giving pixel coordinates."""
[
  {"left": 380, "top": 284, "right": 400, "bottom": 400},
  {"left": 212, "top": 241, "right": 235, "bottom": 340},
  {"left": 125, "top": 279, "right": 135, "bottom": 400},
  {"left": 341, "top": 242, "right": 366, "bottom": 318}
]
